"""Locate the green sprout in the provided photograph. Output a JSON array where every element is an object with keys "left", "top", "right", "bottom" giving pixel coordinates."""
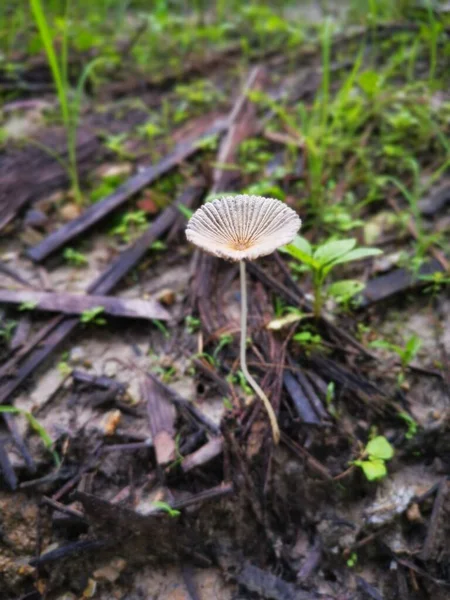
[
  {"left": 346, "top": 552, "right": 358, "bottom": 568},
  {"left": 0, "top": 406, "right": 60, "bottom": 466},
  {"left": 398, "top": 412, "right": 419, "bottom": 440},
  {"left": 213, "top": 333, "right": 233, "bottom": 359},
  {"left": 353, "top": 435, "right": 394, "bottom": 481},
  {"left": 280, "top": 236, "right": 382, "bottom": 318},
  {"left": 110, "top": 210, "right": 148, "bottom": 243},
  {"left": 63, "top": 248, "right": 88, "bottom": 266},
  {"left": 185, "top": 315, "right": 201, "bottom": 334},
  {"left": 370, "top": 334, "right": 422, "bottom": 386},
  {"left": 0, "top": 319, "right": 17, "bottom": 343},
  {"left": 293, "top": 330, "right": 323, "bottom": 353},
  {"left": 19, "top": 300, "right": 38, "bottom": 311},
  {"left": 80, "top": 306, "right": 106, "bottom": 326},
  {"left": 149, "top": 501, "right": 180, "bottom": 518}
]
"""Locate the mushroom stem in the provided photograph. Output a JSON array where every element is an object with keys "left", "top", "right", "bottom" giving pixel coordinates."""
[{"left": 239, "top": 260, "right": 280, "bottom": 444}]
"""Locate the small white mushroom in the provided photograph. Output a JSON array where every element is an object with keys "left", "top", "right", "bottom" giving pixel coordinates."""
[
  {"left": 186, "top": 195, "right": 301, "bottom": 443},
  {"left": 186, "top": 194, "right": 301, "bottom": 262}
]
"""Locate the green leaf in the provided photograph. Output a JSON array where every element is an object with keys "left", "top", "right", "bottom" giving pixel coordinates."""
[
  {"left": 366, "top": 436, "right": 394, "bottom": 460},
  {"left": 19, "top": 300, "right": 38, "bottom": 311},
  {"left": 329, "top": 247, "right": 382, "bottom": 267},
  {"left": 281, "top": 241, "right": 317, "bottom": 268},
  {"left": 355, "top": 458, "right": 387, "bottom": 481},
  {"left": 291, "top": 235, "right": 313, "bottom": 256},
  {"left": 358, "top": 70, "right": 382, "bottom": 95},
  {"left": 313, "top": 239, "right": 356, "bottom": 267},
  {"left": 327, "top": 279, "right": 365, "bottom": 302},
  {"left": 404, "top": 335, "right": 422, "bottom": 363},
  {"left": 293, "top": 331, "right": 322, "bottom": 345},
  {"left": 177, "top": 205, "right": 194, "bottom": 219},
  {"left": 150, "top": 501, "right": 180, "bottom": 518}
]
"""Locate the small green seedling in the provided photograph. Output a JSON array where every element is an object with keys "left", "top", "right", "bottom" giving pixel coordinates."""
[
  {"left": 0, "top": 320, "right": 17, "bottom": 343},
  {"left": 398, "top": 412, "right": 418, "bottom": 440},
  {"left": 280, "top": 236, "right": 382, "bottom": 318},
  {"left": 150, "top": 241, "right": 166, "bottom": 252},
  {"left": 110, "top": 210, "right": 148, "bottom": 243},
  {"left": 19, "top": 300, "right": 38, "bottom": 311},
  {"left": 420, "top": 271, "right": 450, "bottom": 296},
  {"left": 370, "top": 334, "right": 422, "bottom": 385},
  {"left": 194, "top": 133, "right": 219, "bottom": 151},
  {"left": 80, "top": 306, "right": 106, "bottom": 326},
  {"left": 104, "top": 133, "right": 134, "bottom": 160},
  {"left": 63, "top": 248, "right": 88, "bottom": 266},
  {"left": 185, "top": 315, "right": 201, "bottom": 334},
  {"left": 325, "top": 381, "right": 338, "bottom": 418},
  {"left": 150, "top": 501, "right": 180, "bottom": 518},
  {"left": 293, "top": 330, "right": 323, "bottom": 353},
  {"left": 226, "top": 370, "right": 253, "bottom": 397},
  {"left": 138, "top": 120, "right": 163, "bottom": 140},
  {"left": 152, "top": 319, "right": 170, "bottom": 339},
  {"left": 0, "top": 406, "right": 60, "bottom": 466},
  {"left": 346, "top": 552, "right": 358, "bottom": 568},
  {"left": 354, "top": 435, "right": 394, "bottom": 481},
  {"left": 222, "top": 397, "right": 233, "bottom": 411},
  {"left": 213, "top": 333, "right": 233, "bottom": 359},
  {"left": 58, "top": 360, "right": 72, "bottom": 377}
]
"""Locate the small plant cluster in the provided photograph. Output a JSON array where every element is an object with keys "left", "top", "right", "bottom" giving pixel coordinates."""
[
  {"left": 370, "top": 334, "right": 422, "bottom": 386},
  {"left": 281, "top": 236, "right": 382, "bottom": 317},
  {"left": 353, "top": 435, "right": 394, "bottom": 481}
]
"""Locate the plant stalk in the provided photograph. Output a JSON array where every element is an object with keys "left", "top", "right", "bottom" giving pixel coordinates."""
[{"left": 239, "top": 260, "right": 280, "bottom": 444}]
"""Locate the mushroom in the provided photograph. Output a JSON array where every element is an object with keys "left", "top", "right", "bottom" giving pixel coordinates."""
[{"left": 186, "top": 194, "right": 301, "bottom": 443}]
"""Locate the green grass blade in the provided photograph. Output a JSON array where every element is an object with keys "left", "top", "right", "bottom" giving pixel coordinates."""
[
  {"left": 0, "top": 406, "right": 60, "bottom": 466},
  {"left": 30, "top": 0, "right": 69, "bottom": 130}
]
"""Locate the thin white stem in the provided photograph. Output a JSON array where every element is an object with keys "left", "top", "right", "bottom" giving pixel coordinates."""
[{"left": 239, "top": 260, "right": 280, "bottom": 444}]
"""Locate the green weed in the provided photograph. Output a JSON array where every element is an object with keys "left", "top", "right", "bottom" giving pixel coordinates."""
[
  {"left": 370, "top": 334, "right": 422, "bottom": 385},
  {"left": 110, "top": 210, "right": 148, "bottom": 243},
  {"left": 353, "top": 435, "right": 394, "bottom": 481},
  {"left": 280, "top": 235, "right": 382, "bottom": 318},
  {"left": 80, "top": 306, "right": 106, "bottom": 326},
  {"left": 0, "top": 319, "right": 17, "bottom": 344},
  {"left": 63, "top": 247, "right": 88, "bottom": 266},
  {"left": 0, "top": 405, "right": 60, "bottom": 466}
]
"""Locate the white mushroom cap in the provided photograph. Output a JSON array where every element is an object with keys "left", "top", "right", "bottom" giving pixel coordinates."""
[{"left": 186, "top": 195, "right": 301, "bottom": 261}]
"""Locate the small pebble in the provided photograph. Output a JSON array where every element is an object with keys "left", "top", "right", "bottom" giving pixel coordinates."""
[
  {"left": 406, "top": 502, "right": 422, "bottom": 522},
  {"left": 101, "top": 410, "right": 122, "bottom": 436},
  {"left": 156, "top": 288, "right": 176, "bottom": 306},
  {"left": 69, "top": 346, "right": 86, "bottom": 363},
  {"left": 60, "top": 203, "right": 82, "bottom": 221}
]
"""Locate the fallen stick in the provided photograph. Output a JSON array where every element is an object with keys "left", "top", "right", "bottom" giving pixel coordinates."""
[
  {"left": 0, "top": 289, "right": 170, "bottom": 321},
  {"left": 27, "top": 116, "right": 227, "bottom": 262}
]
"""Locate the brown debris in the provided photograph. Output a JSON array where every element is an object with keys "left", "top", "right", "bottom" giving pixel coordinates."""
[
  {"left": 142, "top": 374, "right": 177, "bottom": 466},
  {"left": 182, "top": 437, "right": 224, "bottom": 473},
  {"left": 421, "top": 478, "right": 450, "bottom": 562}
]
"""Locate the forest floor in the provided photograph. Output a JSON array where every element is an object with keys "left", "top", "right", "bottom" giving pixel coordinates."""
[{"left": 0, "top": 3, "right": 449, "bottom": 599}]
